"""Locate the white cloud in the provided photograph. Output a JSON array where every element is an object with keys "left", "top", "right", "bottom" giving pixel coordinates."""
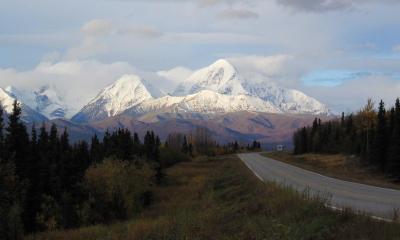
[
  {"left": 117, "top": 26, "right": 163, "bottom": 39},
  {"left": 217, "top": 8, "right": 259, "bottom": 19},
  {"left": 82, "top": 19, "right": 113, "bottom": 37},
  {"left": 165, "top": 32, "right": 264, "bottom": 44},
  {"left": 227, "top": 55, "right": 294, "bottom": 76},
  {"left": 0, "top": 60, "right": 135, "bottom": 114},
  {"left": 156, "top": 66, "right": 193, "bottom": 93},
  {"left": 64, "top": 37, "right": 109, "bottom": 60},
  {"left": 276, "top": 0, "right": 399, "bottom": 12},
  {"left": 302, "top": 75, "right": 400, "bottom": 112},
  {"left": 63, "top": 19, "right": 166, "bottom": 60},
  {"left": 226, "top": 55, "right": 301, "bottom": 87}
]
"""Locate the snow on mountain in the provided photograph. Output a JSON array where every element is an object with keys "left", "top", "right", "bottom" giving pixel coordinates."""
[
  {"left": 71, "top": 74, "right": 154, "bottom": 122},
  {"left": 173, "top": 59, "right": 329, "bottom": 115},
  {"left": 5, "top": 85, "right": 70, "bottom": 119},
  {"left": 0, "top": 88, "right": 18, "bottom": 114},
  {"left": 173, "top": 59, "right": 247, "bottom": 96},
  {"left": 129, "top": 90, "right": 281, "bottom": 114},
  {"left": 73, "top": 59, "right": 330, "bottom": 123},
  {"left": 0, "top": 87, "right": 47, "bottom": 123},
  {"left": 241, "top": 82, "right": 329, "bottom": 115}
]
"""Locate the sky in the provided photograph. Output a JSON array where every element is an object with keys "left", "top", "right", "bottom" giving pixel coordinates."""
[{"left": 1, "top": 0, "right": 400, "bottom": 112}]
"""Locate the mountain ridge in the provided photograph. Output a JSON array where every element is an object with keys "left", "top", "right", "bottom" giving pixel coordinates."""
[
  {"left": 72, "top": 59, "right": 329, "bottom": 123},
  {"left": 0, "top": 59, "right": 331, "bottom": 132}
]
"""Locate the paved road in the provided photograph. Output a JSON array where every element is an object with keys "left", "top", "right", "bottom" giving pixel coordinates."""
[{"left": 238, "top": 153, "right": 400, "bottom": 220}]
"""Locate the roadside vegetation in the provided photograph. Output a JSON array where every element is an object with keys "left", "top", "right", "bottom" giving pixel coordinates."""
[
  {"left": 29, "top": 155, "right": 400, "bottom": 240},
  {"left": 0, "top": 101, "right": 193, "bottom": 239},
  {"left": 3, "top": 99, "right": 400, "bottom": 239},
  {"left": 264, "top": 152, "right": 400, "bottom": 190},
  {"left": 0, "top": 100, "right": 261, "bottom": 239},
  {"left": 293, "top": 98, "right": 400, "bottom": 181}
]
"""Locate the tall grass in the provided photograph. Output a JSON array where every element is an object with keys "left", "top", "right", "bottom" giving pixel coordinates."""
[{"left": 27, "top": 155, "right": 400, "bottom": 240}]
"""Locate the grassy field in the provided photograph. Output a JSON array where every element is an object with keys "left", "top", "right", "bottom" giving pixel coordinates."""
[
  {"left": 28, "top": 155, "right": 400, "bottom": 240},
  {"left": 264, "top": 152, "right": 400, "bottom": 190}
]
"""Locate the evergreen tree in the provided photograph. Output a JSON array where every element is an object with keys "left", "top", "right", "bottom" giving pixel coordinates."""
[
  {"left": 387, "top": 124, "right": 400, "bottom": 177},
  {"left": 182, "top": 135, "right": 189, "bottom": 154},
  {"left": 5, "top": 101, "right": 33, "bottom": 232},
  {"left": 133, "top": 132, "right": 141, "bottom": 155},
  {"left": 5, "top": 101, "right": 30, "bottom": 178},
  {"left": 234, "top": 141, "right": 239, "bottom": 151},
  {"left": 341, "top": 112, "right": 345, "bottom": 126},
  {"left": 372, "top": 100, "right": 387, "bottom": 170},
  {"left": 0, "top": 158, "right": 24, "bottom": 239},
  {"left": 387, "top": 98, "right": 400, "bottom": 177},
  {"left": 90, "top": 134, "right": 102, "bottom": 164}
]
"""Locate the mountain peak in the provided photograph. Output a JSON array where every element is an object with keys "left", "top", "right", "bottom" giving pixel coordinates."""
[
  {"left": 0, "top": 87, "right": 48, "bottom": 122},
  {"left": 182, "top": 58, "right": 246, "bottom": 96},
  {"left": 90, "top": 74, "right": 153, "bottom": 109},
  {"left": 0, "top": 87, "right": 16, "bottom": 113},
  {"left": 210, "top": 58, "right": 235, "bottom": 69},
  {"left": 5, "top": 85, "right": 69, "bottom": 119},
  {"left": 72, "top": 74, "right": 154, "bottom": 122},
  {"left": 109, "top": 74, "right": 144, "bottom": 91}
]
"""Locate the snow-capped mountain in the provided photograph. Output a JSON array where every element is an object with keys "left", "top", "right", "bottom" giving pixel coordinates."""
[
  {"left": 73, "top": 77, "right": 283, "bottom": 123},
  {"left": 173, "top": 59, "right": 247, "bottom": 96},
  {"left": 72, "top": 59, "right": 329, "bottom": 123},
  {"left": 127, "top": 90, "right": 281, "bottom": 115},
  {"left": 71, "top": 74, "right": 154, "bottom": 122},
  {"left": 173, "top": 59, "right": 329, "bottom": 115},
  {"left": 5, "top": 85, "right": 69, "bottom": 119},
  {"left": 0, "top": 88, "right": 47, "bottom": 123}
]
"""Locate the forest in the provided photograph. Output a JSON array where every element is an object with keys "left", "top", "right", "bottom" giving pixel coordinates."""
[
  {"left": 0, "top": 101, "right": 177, "bottom": 238},
  {"left": 293, "top": 99, "right": 400, "bottom": 179},
  {"left": 0, "top": 101, "right": 261, "bottom": 239}
]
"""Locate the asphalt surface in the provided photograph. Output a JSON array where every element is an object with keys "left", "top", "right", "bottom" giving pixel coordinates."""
[{"left": 238, "top": 152, "right": 400, "bottom": 220}]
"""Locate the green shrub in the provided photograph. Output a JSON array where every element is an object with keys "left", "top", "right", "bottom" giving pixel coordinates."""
[
  {"left": 81, "top": 159, "right": 154, "bottom": 225},
  {"left": 159, "top": 147, "right": 190, "bottom": 168},
  {"left": 36, "top": 195, "right": 62, "bottom": 231}
]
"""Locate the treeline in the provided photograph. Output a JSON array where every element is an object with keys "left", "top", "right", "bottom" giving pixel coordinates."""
[
  {"left": 217, "top": 140, "right": 262, "bottom": 154},
  {"left": 0, "top": 101, "right": 191, "bottom": 239},
  {"left": 293, "top": 99, "right": 400, "bottom": 178}
]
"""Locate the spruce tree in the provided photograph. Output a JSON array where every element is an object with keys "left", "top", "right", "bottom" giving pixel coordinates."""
[
  {"left": 387, "top": 98, "right": 400, "bottom": 177},
  {"left": 5, "top": 101, "right": 32, "bottom": 232},
  {"left": 5, "top": 101, "right": 30, "bottom": 177},
  {"left": 182, "top": 136, "right": 189, "bottom": 154},
  {"left": 90, "top": 134, "right": 102, "bottom": 164},
  {"left": 373, "top": 100, "right": 387, "bottom": 170}
]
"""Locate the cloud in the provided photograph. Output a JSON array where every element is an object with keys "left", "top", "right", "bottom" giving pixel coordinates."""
[
  {"left": 276, "top": 0, "right": 399, "bottom": 12},
  {"left": 303, "top": 74, "right": 400, "bottom": 112},
  {"left": 227, "top": 55, "right": 294, "bottom": 76},
  {"left": 276, "top": 0, "right": 352, "bottom": 12},
  {"left": 117, "top": 26, "right": 163, "bottom": 39},
  {"left": 166, "top": 32, "right": 264, "bottom": 44},
  {"left": 0, "top": 59, "right": 185, "bottom": 114},
  {"left": 64, "top": 19, "right": 165, "bottom": 60},
  {"left": 0, "top": 60, "right": 135, "bottom": 115},
  {"left": 82, "top": 19, "right": 113, "bottom": 37},
  {"left": 65, "top": 38, "right": 108, "bottom": 60},
  {"left": 157, "top": 66, "right": 193, "bottom": 93},
  {"left": 217, "top": 8, "right": 259, "bottom": 19},
  {"left": 197, "top": 0, "right": 237, "bottom": 7}
]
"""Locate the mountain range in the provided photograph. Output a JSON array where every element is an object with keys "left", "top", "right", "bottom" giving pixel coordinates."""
[{"left": 0, "top": 59, "right": 331, "bottom": 145}]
